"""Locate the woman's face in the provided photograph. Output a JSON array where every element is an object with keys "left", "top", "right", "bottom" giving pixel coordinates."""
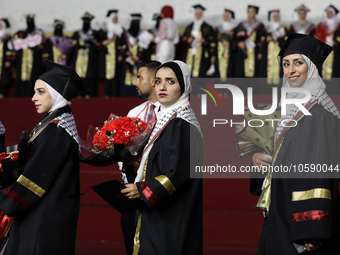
[
  {"left": 247, "top": 7, "right": 257, "bottom": 19},
  {"left": 282, "top": 54, "right": 308, "bottom": 87},
  {"left": 112, "top": 15, "right": 118, "bottom": 24},
  {"left": 272, "top": 13, "right": 280, "bottom": 22},
  {"left": 32, "top": 79, "right": 53, "bottom": 114},
  {"left": 154, "top": 67, "right": 182, "bottom": 106},
  {"left": 298, "top": 9, "right": 307, "bottom": 20},
  {"left": 223, "top": 12, "right": 231, "bottom": 22},
  {"left": 326, "top": 9, "right": 334, "bottom": 19},
  {"left": 195, "top": 10, "right": 203, "bottom": 21}
]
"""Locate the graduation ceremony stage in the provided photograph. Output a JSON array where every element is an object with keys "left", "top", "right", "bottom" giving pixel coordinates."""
[{"left": 1, "top": 95, "right": 340, "bottom": 254}]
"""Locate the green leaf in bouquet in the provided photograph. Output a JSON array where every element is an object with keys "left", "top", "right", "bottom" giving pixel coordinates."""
[
  {"left": 236, "top": 140, "right": 258, "bottom": 151},
  {"left": 239, "top": 147, "right": 259, "bottom": 158},
  {"left": 235, "top": 124, "right": 272, "bottom": 155}
]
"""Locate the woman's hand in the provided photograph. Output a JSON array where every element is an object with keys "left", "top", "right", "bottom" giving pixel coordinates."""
[
  {"left": 252, "top": 153, "right": 272, "bottom": 170},
  {"left": 121, "top": 184, "right": 141, "bottom": 199},
  {"left": 304, "top": 239, "right": 323, "bottom": 252}
]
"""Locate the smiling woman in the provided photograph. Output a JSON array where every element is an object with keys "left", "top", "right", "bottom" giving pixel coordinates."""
[
  {"left": 251, "top": 34, "right": 340, "bottom": 254},
  {"left": 282, "top": 54, "right": 308, "bottom": 87}
]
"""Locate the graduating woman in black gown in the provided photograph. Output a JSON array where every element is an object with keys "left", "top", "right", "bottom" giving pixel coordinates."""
[
  {"left": 0, "top": 61, "right": 83, "bottom": 255},
  {"left": 121, "top": 60, "right": 203, "bottom": 255},
  {"left": 252, "top": 34, "right": 340, "bottom": 254}
]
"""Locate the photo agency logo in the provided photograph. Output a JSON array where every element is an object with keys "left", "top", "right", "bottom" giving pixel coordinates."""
[{"left": 199, "top": 84, "right": 312, "bottom": 128}]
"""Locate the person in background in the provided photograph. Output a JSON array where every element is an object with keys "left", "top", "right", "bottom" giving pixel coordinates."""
[
  {"left": 181, "top": 4, "right": 217, "bottom": 77},
  {"left": 98, "top": 9, "right": 124, "bottom": 98},
  {"left": 155, "top": 5, "right": 179, "bottom": 63},
  {"left": 42, "top": 19, "right": 73, "bottom": 66},
  {"left": 265, "top": 10, "right": 287, "bottom": 85},
  {"left": 137, "top": 13, "right": 162, "bottom": 62},
  {"left": 119, "top": 60, "right": 161, "bottom": 255},
  {"left": 10, "top": 14, "right": 45, "bottom": 97},
  {"left": 0, "top": 60, "right": 85, "bottom": 255},
  {"left": 0, "top": 19, "right": 13, "bottom": 98},
  {"left": 71, "top": 12, "right": 100, "bottom": 97},
  {"left": 233, "top": 5, "right": 266, "bottom": 78},
  {"left": 119, "top": 13, "right": 143, "bottom": 97},
  {"left": 289, "top": 4, "right": 315, "bottom": 35},
  {"left": 311, "top": 4, "right": 340, "bottom": 79},
  {"left": 216, "top": 9, "right": 237, "bottom": 80},
  {"left": 0, "top": 121, "right": 5, "bottom": 153}
]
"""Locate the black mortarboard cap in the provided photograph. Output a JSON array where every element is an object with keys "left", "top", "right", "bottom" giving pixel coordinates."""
[
  {"left": 248, "top": 5, "right": 259, "bottom": 14},
  {"left": 81, "top": 12, "right": 94, "bottom": 20},
  {"left": 106, "top": 9, "right": 118, "bottom": 17},
  {"left": 25, "top": 14, "right": 35, "bottom": 20},
  {"left": 38, "top": 60, "right": 84, "bottom": 101},
  {"left": 294, "top": 4, "right": 310, "bottom": 13},
  {"left": 193, "top": 4, "right": 206, "bottom": 11},
  {"left": 130, "top": 13, "right": 142, "bottom": 20},
  {"left": 53, "top": 19, "right": 65, "bottom": 27},
  {"left": 91, "top": 179, "right": 145, "bottom": 213},
  {"left": 325, "top": 4, "right": 339, "bottom": 15},
  {"left": 153, "top": 13, "right": 162, "bottom": 21},
  {"left": 224, "top": 9, "right": 235, "bottom": 19},
  {"left": 278, "top": 34, "right": 333, "bottom": 76},
  {"left": 1, "top": 19, "right": 10, "bottom": 28},
  {"left": 268, "top": 10, "right": 280, "bottom": 21}
]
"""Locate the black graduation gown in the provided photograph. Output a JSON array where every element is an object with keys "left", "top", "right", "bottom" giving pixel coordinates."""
[
  {"left": 331, "top": 25, "right": 340, "bottom": 78},
  {"left": 0, "top": 122, "right": 5, "bottom": 153},
  {"left": 135, "top": 118, "right": 203, "bottom": 255},
  {"left": 215, "top": 26, "right": 236, "bottom": 79},
  {"left": 0, "top": 107, "right": 80, "bottom": 255},
  {"left": 97, "top": 31, "right": 123, "bottom": 97},
  {"left": 263, "top": 26, "right": 287, "bottom": 85},
  {"left": 0, "top": 35, "right": 14, "bottom": 96},
  {"left": 12, "top": 30, "right": 44, "bottom": 97},
  {"left": 181, "top": 22, "right": 217, "bottom": 78},
  {"left": 257, "top": 105, "right": 340, "bottom": 255},
  {"left": 233, "top": 21, "right": 266, "bottom": 78},
  {"left": 71, "top": 30, "right": 100, "bottom": 96}
]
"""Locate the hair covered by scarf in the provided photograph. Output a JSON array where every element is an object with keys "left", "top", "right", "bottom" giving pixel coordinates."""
[
  {"left": 44, "top": 82, "right": 70, "bottom": 113},
  {"left": 274, "top": 54, "right": 340, "bottom": 146},
  {"left": 161, "top": 5, "right": 174, "bottom": 19},
  {"left": 134, "top": 60, "right": 202, "bottom": 182}
]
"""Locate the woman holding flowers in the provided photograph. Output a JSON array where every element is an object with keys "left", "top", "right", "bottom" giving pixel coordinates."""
[
  {"left": 0, "top": 61, "right": 83, "bottom": 255},
  {"left": 121, "top": 60, "right": 203, "bottom": 255},
  {"left": 252, "top": 34, "right": 340, "bottom": 254}
]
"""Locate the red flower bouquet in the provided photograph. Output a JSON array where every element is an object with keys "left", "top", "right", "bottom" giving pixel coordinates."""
[
  {"left": 81, "top": 103, "right": 156, "bottom": 159},
  {"left": 0, "top": 151, "right": 21, "bottom": 188},
  {"left": 0, "top": 151, "right": 19, "bottom": 172},
  {"left": 92, "top": 115, "right": 149, "bottom": 152}
]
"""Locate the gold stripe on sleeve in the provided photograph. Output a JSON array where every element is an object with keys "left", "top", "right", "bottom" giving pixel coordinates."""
[
  {"left": 155, "top": 175, "right": 176, "bottom": 195},
  {"left": 17, "top": 175, "right": 46, "bottom": 198},
  {"left": 292, "top": 188, "right": 331, "bottom": 202}
]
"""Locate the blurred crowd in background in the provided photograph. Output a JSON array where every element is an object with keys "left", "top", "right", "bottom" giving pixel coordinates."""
[{"left": 0, "top": 3, "right": 339, "bottom": 98}]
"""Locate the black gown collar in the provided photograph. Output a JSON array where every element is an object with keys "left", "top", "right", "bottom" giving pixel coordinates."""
[{"left": 29, "top": 105, "right": 72, "bottom": 140}]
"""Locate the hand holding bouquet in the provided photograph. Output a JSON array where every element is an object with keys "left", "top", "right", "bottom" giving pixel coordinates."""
[{"left": 80, "top": 103, "right": 156, "bottom": 164}]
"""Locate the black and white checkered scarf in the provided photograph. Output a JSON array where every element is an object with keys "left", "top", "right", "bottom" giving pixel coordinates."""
[
  {"left": 274, "top": 54, "right": 340, "bottom": 147},
  {"left": 135, "top": 60, "right": 202, "bottom": 182}
]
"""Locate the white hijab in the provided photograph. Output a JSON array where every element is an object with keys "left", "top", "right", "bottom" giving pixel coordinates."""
[
  {"left": 192, "top": 13, "right": 204, "bottom": 38},
  {"left": 135, "top": 60, "right": 202, "bottom": 182},
  {"left": 275, "top": 54, "right": 340, "bottom": 145},
  {"left": 45, "top": 82, "right": 71, "bottom": 113},
  {"left": 106, "top": 13, "right": 123, "bottom": 39}
]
